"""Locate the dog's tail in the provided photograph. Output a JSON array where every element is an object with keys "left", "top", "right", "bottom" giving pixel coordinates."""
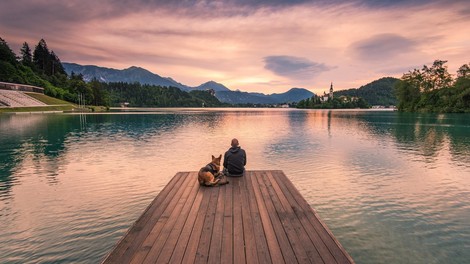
[
  {"left": 218, "top": 179, "right": 229, "bottom": 185},
  {"left": 203, "top": 178, "right": 220, "bottom": 187},
  {"left": 203, "top": 178, "right": 230, "bottom": 187}
]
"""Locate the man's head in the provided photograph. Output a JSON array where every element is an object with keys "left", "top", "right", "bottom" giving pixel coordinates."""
[{"left": 231, "top": 138, "right": 239, "bottom": 147}]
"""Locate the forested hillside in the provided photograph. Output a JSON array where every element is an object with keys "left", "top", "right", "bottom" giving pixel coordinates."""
[
  {"left": 395, "top": 60, "right": 470, "bottom": 112},
  {"left": 334, "top": 77, "right": 399, "bottom": 106},
  {"left": 0, "top": 37, "right": 225, "bottom": 108},
  {"left": 98, "top": 81, "right": 226, "bottom": 107}
]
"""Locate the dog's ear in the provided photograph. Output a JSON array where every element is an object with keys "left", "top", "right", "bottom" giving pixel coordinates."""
[
  {"left": 218, "top": 154, "right": 222, "bottom": 159},
  {"left": 212, "top": 155, "right": 215, "bottom": 160}
]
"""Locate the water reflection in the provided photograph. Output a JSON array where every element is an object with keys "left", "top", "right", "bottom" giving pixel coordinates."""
[
  {"left": 0, "top": 113, "right": 194, "bottom": 198},
  {"left": 354, "top": 112, "right": 470, "bottom": 165},
  {"left": 1, "top": 109, "right": 470, "bottom": 263}
]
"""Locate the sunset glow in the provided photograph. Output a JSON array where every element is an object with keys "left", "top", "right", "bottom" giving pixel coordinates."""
[{"left": 1, "top": 0, "right": 469, "bottom": 94}]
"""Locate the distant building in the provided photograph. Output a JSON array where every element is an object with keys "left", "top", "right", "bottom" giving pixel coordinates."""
[
  {"left": 329, "top": 82, "right": 334, "bottom": 99},
  {"left": 0, "top": 81, "right": 44, "bottom": 94},
  {"left": 320, "top": 82, "right": 334, "bottom": 103}
]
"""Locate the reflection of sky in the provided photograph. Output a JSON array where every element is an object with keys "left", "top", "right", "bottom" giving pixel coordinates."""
[{"left": 1, "top": 110, "right": 470, "bottom": 263}]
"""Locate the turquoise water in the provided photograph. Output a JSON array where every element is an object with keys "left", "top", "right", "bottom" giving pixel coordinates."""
[{"left": 1, "top": 109, "right": 469, "bottom": 263}]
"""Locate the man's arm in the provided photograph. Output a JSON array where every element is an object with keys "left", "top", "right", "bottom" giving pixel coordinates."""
[
  {"left": 243, "top": 150, "right": 247, "bottom": 165},
  {"left": 223, "top": 151, "right": 228, "bottom": 168}
]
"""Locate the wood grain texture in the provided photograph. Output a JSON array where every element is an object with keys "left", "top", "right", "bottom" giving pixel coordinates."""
[{"left": 102, "top": 171, "right": 354, "bottom": 264}]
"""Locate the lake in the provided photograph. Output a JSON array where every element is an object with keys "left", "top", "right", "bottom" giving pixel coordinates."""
[{"left": 1, "top": 108, "right": 469, "bottom": 263}]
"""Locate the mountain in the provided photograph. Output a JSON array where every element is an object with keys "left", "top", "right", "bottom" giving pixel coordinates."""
[
  {"left": 215, "top": 91, "right": 275, "bottom": 104},
  {"left": 269, "top": 88, "right": 315, "bottom": 103},
  {"left": 335, "top": 77, "right": 400, "bottom": 106},
  {"left": 63, "top": 63, "right": 190, "bottom": 90},
  {"left": 63, "top": 62, "right": 314, "bottom": 104},
  {"left": 216, "top": 88, "right": 314, "bottom": 104},
  {"left": 194, "top": 81, "right": 231, "bottom": 92}
]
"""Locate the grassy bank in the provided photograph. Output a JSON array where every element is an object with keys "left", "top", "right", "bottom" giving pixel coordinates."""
[
  {"left": 25, "top": 92, "right": 74, "bottom": 105},
  {"left": 0, "top": 92, "right": 76, "bottom": 113},
  {"left": 0, "top": 105, "right": 75, "bottom": 113}
]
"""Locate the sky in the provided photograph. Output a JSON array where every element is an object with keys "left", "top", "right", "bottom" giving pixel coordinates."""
[{"left": 1, "top": 0, "right": 469, "bottom": 94}]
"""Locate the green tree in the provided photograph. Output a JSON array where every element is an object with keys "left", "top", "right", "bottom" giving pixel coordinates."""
[
  {"left": 421, "top": 60, "right": 453, "bottom": 91},
  {"left": 395, "top": 80, "right": 420, "bottom": 111},
  {"left": 0, "top": 37, "right": 17, "bottom": 65},
  {"left": 20, "top": 42, "right": 33, "bottom": 67},
  {"left": 396, "top": 60, "right": 470, "bottom": 112},
  {"left": 457, "top": 63, "right": 470, "bottom": 79},
  {"left": 50, "top": 50, "right": 66, "bottom": 76},
  {"left": 33, "top": 39, "right": 50, "bottom": 75}
]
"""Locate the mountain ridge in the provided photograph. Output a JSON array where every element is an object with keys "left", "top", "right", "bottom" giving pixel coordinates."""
[{"left": 63, "top": 62, "right": 314, "bottom": 104}]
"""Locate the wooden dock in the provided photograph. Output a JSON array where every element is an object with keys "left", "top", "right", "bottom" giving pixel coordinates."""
[{"left": 102, "top": 170, "right": 354, "bottom": 264}]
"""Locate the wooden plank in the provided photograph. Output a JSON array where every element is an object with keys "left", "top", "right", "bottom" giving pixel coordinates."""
[
  {"left": 269, "top": 171, "right": 340, "bottom": 263},
  {"left": 140, "top": 172, "right": 200, "bottom": 263},
  {"left": 181, "top": 184, "right": 216, "bottom": 263},
  {"left": 129, "top": 172, "right": 195, "bottom": 263},
  {"left": 208, "top": 180, "right": 226, "bottom": 264},
  {"left": 102, "top": 172, "right": 188, "bottom": 263},
  {"left": 260, "top": 172, "right": 311, "bottom": 263},
  {"left": 166, "top": 174, "right": 206, "bottom": 263},
  {"left": 255, "top": 172, "right": 298, "bottom": 263},
  {"left": 232, "top": 177, "right": 246, "bottom": 264},
  {"left": 240, "top": 172, "right": 259, "bottom": 264},
  {"left": 271, "top": 171, "right": 354, "bottom": 264},
  {"left": 154, "top": 173, "right": 202, "bottom": 263},
  {"left": 103, "top": 171, "right": 354, "bottom": 264},
  {"left": 194, "top": 186, "right": 221, "bottom": 264},
  {"left": 265, "top": 171, "right": 326, "bottom": 263},
  {"left": 245, "top": 171, "right": 272, "bottom": 264},
  {"left": 250, "top": 171, "right": 284, "bottom": 264},
  {"left": 221, "top": 175, "right": 234, "bottom": 264}
]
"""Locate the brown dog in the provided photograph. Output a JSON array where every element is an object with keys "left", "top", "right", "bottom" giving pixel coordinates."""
[{"left": 198, "top": 154, "right": 229, "bottom": 187}]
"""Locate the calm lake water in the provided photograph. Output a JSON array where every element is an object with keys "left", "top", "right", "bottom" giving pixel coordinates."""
[{"left": 1, "top": 109, "right": 470, "bottom": 263}]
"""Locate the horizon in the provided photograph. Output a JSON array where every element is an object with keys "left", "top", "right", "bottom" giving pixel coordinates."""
[
  {"left": 63, "top": 61, "right": 385, "bottom": 94},
  {"left": 1, "top": 0, "right": 469, "bottom": 94}
]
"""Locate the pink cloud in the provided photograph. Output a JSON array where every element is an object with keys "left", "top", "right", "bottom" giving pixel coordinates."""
[{"left": 1, "top": 0, "right": 469, "bottom": 93}]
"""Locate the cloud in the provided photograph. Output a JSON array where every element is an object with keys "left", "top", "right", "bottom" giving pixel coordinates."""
[
  {"left": 264, "top": 56, "right": 333, "bottom": 79},
  {"left": 350, "top": 34, "right": 417, "bottom": 61},
  {"left": 1, "top": 0, "right": 468, "bottom": 93},
  {"left": 379, "top": 63, "right": 429, "bottom": 75}
]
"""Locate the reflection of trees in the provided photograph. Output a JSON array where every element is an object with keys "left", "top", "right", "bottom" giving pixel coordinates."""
[
  {"left": 0, "top": 113, "right": 192, "bottom": 196},
  {"left": 357, "top": 112, "right": 470, "bottom": 164},
  {"left": 1, "top": 114, "right": 79, "bottom": 198}
]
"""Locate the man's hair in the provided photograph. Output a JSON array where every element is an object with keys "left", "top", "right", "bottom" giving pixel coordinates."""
[{"left": 231, "top": 138, "right": 239, "bottom": 147}]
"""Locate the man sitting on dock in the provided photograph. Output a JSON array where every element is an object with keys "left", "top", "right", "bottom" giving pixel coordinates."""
[{"left": 223, "top": 138, "right": 247, "bottom": 177}]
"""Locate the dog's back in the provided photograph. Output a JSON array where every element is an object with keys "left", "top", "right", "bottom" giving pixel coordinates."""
[
  {"left": 198, "top": 165, "right": 220, "bottom": 186},
  {"left": 198, "top": 154, "right": 228, "bottom": 187}
]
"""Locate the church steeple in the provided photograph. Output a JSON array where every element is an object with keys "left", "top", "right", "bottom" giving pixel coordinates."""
[{"left": 329, "top": 82, "right": 333, "bottom": 99}]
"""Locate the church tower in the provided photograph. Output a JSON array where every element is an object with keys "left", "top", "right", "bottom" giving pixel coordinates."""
[{"left": 329, "top": 82, "right": 334, "bottom": 99}]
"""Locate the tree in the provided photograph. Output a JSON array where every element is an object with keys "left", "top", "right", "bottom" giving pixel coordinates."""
[
  {"left": 0, "top": 37, "right": 17, "bottom": 65},
  {"left": 50, "top": 50, "right": 66, "bottom": 75},
  {"left": 422, "top": 60, "right": 452, "bottom": 91},
  {"left": 457, "top": 63, "right": 470, "bottom": 79},
  {"left": 396, "top": 60, "right": 470, "bottom": 113},
  {"left": 33, "top": 39, "right": 50, "bottom": 75},
  {"left": 20, "top": 42, "right": 33, "bottom": 67}
]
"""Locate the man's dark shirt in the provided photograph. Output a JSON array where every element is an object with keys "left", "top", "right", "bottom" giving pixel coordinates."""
[{"left": 223, "top": 146, "right": 247, "bottom": 175}]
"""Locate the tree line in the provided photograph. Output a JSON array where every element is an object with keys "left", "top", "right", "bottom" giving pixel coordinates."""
[
  {"left": 296, "top": 95, "right": 369, "bottom": 109},
  {"left": 0, "top": 37, "right": 225, "bottom": 108},
  {"left": 395, "top": 60, "right": 470, "bottom": 112}
]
